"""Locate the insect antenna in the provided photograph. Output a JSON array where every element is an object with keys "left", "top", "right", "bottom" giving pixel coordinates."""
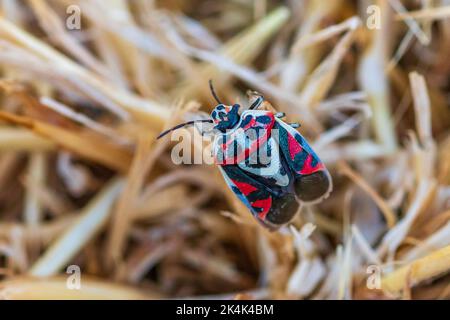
[
  {"left": 208, "top": 79, "right": 223, "bottom": 104},
  {"left": 157, "top": 119, "right": 213, "bottom": 139}
]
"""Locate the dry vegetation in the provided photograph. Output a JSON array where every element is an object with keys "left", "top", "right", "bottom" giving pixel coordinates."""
[{"left": 0, "top": 0, "right": 449, "bottom": 300}]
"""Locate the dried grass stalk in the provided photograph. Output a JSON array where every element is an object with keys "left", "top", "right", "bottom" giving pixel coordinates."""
[
  {"left": 0, "top": 127, "right": 54, "bottom": 151},
  {"left": 0, "top": 111, "right": 132, "bottom": 172},
  {"left": 0, "top": 276, "right": 157, "bottom": 300},
  {"left": 358, "top": 0, "right": 397, "bottom": 152},
  {"left": 29, "top": 179, "right": 123, "bottom": 277},
  {"left": 0, "top": 0, "right": 448, "bottom": 300},
  {"left": 382, "top": 245, "right": 450, "bottom": 295}
]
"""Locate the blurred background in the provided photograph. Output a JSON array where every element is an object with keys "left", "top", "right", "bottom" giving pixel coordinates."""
[{"left": 0, "top": 0, "right": 449, "bottom": 299}]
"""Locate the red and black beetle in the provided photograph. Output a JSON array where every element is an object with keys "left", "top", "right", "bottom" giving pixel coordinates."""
[{"left": 158, "top": 82, "right": 332, "bottom": 230}]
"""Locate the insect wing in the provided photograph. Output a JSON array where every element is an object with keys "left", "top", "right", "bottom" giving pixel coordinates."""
[
  {"left": 274, "top": 118, "right": 332, "bottom": 203},
  {"left": 218, "top": 165, "right": 299, "bottom": 230}
]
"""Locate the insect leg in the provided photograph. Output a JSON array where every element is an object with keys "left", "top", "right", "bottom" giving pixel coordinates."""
[
  {"left": 246, "top": 90, "right": 264, "bottom": 110},
  {"left": 249, "top": 96, "right": 264, "bottom": 110}
]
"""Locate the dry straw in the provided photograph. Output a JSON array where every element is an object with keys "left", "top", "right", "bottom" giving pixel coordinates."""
[{"left": 0, "top": 0, "right": 449, "bottom": 300}]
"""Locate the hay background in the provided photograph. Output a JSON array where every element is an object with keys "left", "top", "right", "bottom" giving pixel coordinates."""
[{"left": 0, "top": 0, "right": 449, "bottom": 299}]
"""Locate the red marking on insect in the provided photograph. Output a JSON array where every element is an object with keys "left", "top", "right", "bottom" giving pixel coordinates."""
[
  {"left": 243, "top": 117, "right": 256, "bottom": 130},
  {"left": 233, "top": 181, "right": 257, "bottom": 196},
  {"left": 221, "top": 135, "right": 235, "bottom": 150},
  {"left": 288, "top": 134, "right": 302, "bottom": 160},
  {"left": 253, "top": 198, "right": 272, "bottom": 220},
  {"left": 218, "top": 126, "right": 272, "bottom": 165},
  {"left": 243, "top": 129, "right": 269, "bottom": 159},
  {"left": 299, "top": 154, "right": 324, "bottom": 175}
]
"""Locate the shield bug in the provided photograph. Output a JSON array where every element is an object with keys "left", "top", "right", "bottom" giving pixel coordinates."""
[{"left": 157, "top": 81, "right": 332, "bottom": 230}]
